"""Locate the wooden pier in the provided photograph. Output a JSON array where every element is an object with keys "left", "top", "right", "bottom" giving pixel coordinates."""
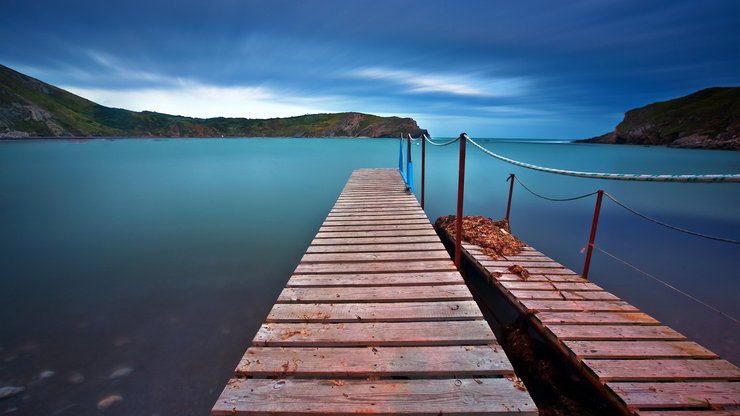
[
  {"left": 457, "top": 241, "right": 740, "bottom": 415},
  {"left": 212, "top": 169, "right": 537, "bottom": 415}
]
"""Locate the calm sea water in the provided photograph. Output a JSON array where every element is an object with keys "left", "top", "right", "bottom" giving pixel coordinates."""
[{"left": 0, "top": 138, "right": 738, "bottom": 415}]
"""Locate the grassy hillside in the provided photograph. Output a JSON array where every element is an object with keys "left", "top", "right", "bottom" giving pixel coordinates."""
[
  {"left": 579, "top": 87, "right": 740, "bottom": 150},
  {"left": 0, "top": 64, "right": 427, "bottom": 138}
]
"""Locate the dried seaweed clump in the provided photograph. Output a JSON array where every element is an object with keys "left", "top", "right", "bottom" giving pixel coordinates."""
[{"left": 434, "top": 215, "right": 526, "bottom": 260}]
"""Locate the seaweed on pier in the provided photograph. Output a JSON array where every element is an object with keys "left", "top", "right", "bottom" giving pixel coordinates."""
[{"left": 434, "top": 215, "right": 525, "bottom": 259}]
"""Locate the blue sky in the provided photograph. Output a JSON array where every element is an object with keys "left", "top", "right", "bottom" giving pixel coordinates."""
[{"left": 1, "top": 0, "right": 738, "bottom": 138}]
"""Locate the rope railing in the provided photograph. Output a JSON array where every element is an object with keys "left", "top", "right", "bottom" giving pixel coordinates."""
[
  {"left": 603, "top": 192, "right": 740, "bottom": 245},
  {"left": 593, "top": 244, "right": 740, "bottom": 324},
  {"left": 510, "top": 175, "right": 599, "bottom": 202},
  {"left": 464, "top": 134, "right": 740, "bottom": 183},
  {"left": 424, "top": 134, "right": 461, "bottom": 147},
  {"left": 403, "top": 131, "right": 739, "bottom": 323}
]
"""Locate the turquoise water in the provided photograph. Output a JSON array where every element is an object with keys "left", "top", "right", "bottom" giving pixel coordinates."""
[{"left": 0, "top": 138, "right": 738, "bottom": 415}]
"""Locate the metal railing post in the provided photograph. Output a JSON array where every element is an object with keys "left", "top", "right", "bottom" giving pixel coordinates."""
[
  {"left": 505, "top": 173, "right": 515, "bottom": 224},
  {"left": 455, "top": 133, "right": 467, "bottom": 269},
  {"left": 421, "top": 134, "right": 426, "bottom": 209},
  {"left": 398, "top": 133, "right": 403, "bottom": 174},
  {"left": 582, "top": 190, "right": 604, "bottom": 280},
  {"left": 406, "top": 134, "right": 414, "bottom": 192}
]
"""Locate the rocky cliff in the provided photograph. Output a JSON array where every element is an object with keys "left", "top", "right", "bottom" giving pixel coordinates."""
[
  {"left": 578, "top": 87, "right": 740, "bottom": 150},
  {"left": 0, "top": 64, "right": 428, "bottom": 138}
]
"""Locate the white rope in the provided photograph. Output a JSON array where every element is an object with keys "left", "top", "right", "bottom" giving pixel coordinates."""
[
  {"left": 464, "top": 134, "right": 740, "bottom": 183},
  {"left": 593, "top": 245, "right": 740, "bottom": 324}
]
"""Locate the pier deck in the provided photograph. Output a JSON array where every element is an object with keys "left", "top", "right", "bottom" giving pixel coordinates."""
[
  {"left": 212, "top": 169, "right": 537, "bottom": 415},
  {"left": 458, "top": 241, "right": 740, "bottom": 415}
]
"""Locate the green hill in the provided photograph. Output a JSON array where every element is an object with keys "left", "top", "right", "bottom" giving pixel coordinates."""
[
  {"left": 0, "top": 64, "right": 428, "bottom": 138},
  {"left": 578, "top": 87, "right": 740, "bottom": 150}
]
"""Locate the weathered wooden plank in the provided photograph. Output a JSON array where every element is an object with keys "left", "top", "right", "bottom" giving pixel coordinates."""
[
  {"left": 637, "top": 411, "right": 740, "bottom": 416},
  {"left": 521, "top": 299, "right": 638, "bottom": 312},
  {"left": 277, "top": 285, "right": 473, "bottom": 303},
  {"left": 287, "top": 271, "right": 464, "bottom": 287},
  {"left": 559, "top": 291, "right": 621, "bottom": 301},
  {"left": 315, "top": 229, "right": 438, "bottom": 238},
  {"left": 293, "top": 260, "right": 457, "bottom": 274},
  {"left": 327, "top": 213, "right": 427, "bottom": 219},
  {"left": 330, "top": 206, "right": 422, "bottom": 213},
  {"left": 323, "top": 217, "right": 432, "bottom": 227},
  {"left": 485, "top": 266, "right": 580, "bottom": 275},
  {"left": 318, "top": 224, "right": 433, "bottom": 232},
  {"left": 564, "top": 341, "right": 718, "bottom": 359},
  {"left": 252, "top": 321, "right": 497, "bottom": 347},
  {"left": 537, "top": 312, "right": 659, "bottom": 325},
  {"left": 507, "top": 290, "right": 566, "bottom": 300},
  {"left": 608, "top": 381, "right": 740, "bottom": 409},
  {"left": 332, "top": 202, "right": 420, "bottom": 207},
  {"left": 306, "top": 242, "right": 446, "bottom": 253},
  {"left": 546, "top": 325, "right": 686, "bottom": 340},
  {"left": 336, "top": 197, "right": 417, "bottom": 202},
  {"left": 311, "top": 236, "right": 441, "bottom": 245},
  {"left": 499, "top": 281, "right": 603, "bottom": 291},
  {"left": 584, "top": 359, "right": 740, "bottom": 381},
  {"left": 301, "top": 251, "right": 450, "bottom": 263},
  {"left": 483, "top": 261, "right": 565, "bottom": 268},
  {"left": 213, "top": 378, "right": 538, "bottom": 415},
  {"left": 267, "top": 301, "right": 482, "bottom": 322},
  {"left": 236, "top": 345, "right": 512, "bottom": 378}
]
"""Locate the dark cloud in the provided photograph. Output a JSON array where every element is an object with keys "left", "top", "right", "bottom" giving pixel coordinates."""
[{"left": 1, "top": 0, "right": 738, "bottom": 137}]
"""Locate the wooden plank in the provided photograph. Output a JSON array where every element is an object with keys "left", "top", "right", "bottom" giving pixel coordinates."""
[
  {"left": 332, "top": 202, "right": 420, "bottom": 207},
  {"left": 564, "top": 341, "right": 718, "bottom": 359},
  {"left": 311, "top": 236, "right": 441, "bottom": 245},
  {"left": 277, "top": 285, "right": 473, "bottom": 303},
  {"left": 287, "top": 271, "right": 464, "bottom": 287},
  {"left": 537, "top": 312, "right": 659, "bottom": 325},
  {"left": 327, "top": 213, "right": 427, "bottom": 219},
  {"left": 483, "top": 261, "right": 565, "bottom": 268},
  {"left": 546, "top": 325, "right": 686, "bottom": 340},
  {"left": 306, "top": 242, "right": 446, "bottom": 253},
  {"left": 520, "top": 299, "right": 638, "bottom": 312},
  {"left": 608, "top": 381, "right": 740, "bottom": 409},
  {"left": 213, "top": 378, "right": 538, "bottom": 415},
  {"left": 252, "top": 321, "right": 497, "bottom": 347},
  {"left": 315, "top": 229, "right": 438, "bottom": 238},
  {"left": 559, "top": 291, "right": 621, "bottom": 301},
  {"left": 300, "top": 251, "right": 450, "bottom": 263},
  {"left": 507, "top": 290, "right": 619, "bottom": 301},
  {"left": 584, "top": 359, "right": 740, "bottom": 381},
  {"left": 637, "top": 412, "right": 740, "bottom": 416},
  {"left": 267, "top": 301, "right": 482, "bottom": 322},
  {"left": 318, "top": 224, "right": 433, "bottom": 232},
  {"left": 507, "top": 290, "right": 567, "bottom": 300},
  {"left": 293, "top": 260, "right": 457, "bottom": 274},
  {"left": 236, "top": 345, "right": 512, "bottom": 378},
  {"left": 499, "top": 281, "right": 603, "bottom": 291},
  {"left": 323, "top": 217, "right": 430, "bottom": 224}
]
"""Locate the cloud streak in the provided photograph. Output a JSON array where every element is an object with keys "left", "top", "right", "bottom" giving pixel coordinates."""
[{"left": 347, "top": 67, "right": 527, "bottom": 98}]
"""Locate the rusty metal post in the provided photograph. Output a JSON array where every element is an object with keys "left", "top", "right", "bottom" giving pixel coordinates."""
[
  {"left": 582, "top": 190, "right": 604, "bottom": 280},
  {"left": 421, "top": 134, "right": 426, "bottom": 209},
  {"left": 505, "top": 173, "right": 515, "bottom": 223},
  {"left": 454, "top": 133, "right": 467, "bottom": 269}
]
